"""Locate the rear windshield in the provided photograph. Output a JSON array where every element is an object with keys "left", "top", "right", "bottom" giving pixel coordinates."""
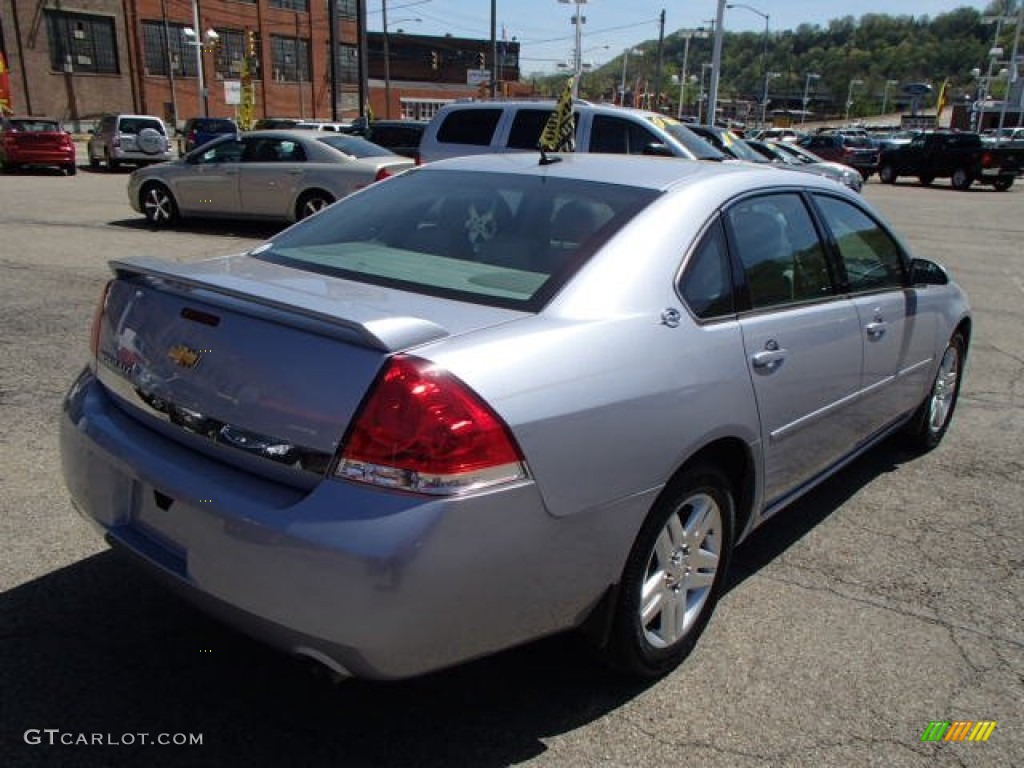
[
  {"left": 318, "top": 135, "right": 396, "bottom": 158},
  {"left": 254, "top": 168, "right": 659, "bottom": 311},
  {"left": 118, "top": 117, "right": 165, "bottom": 135},
  {"left": 8, "top": 119, "right": 61, "bottom": 132},
  {"left": 195, "top": 119, "right": 236, "bottom": 133}
]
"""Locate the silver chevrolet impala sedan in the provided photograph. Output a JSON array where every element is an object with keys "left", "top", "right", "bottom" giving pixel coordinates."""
[{"left": 61, "top": 153, "right": 970, "bottom": 681}]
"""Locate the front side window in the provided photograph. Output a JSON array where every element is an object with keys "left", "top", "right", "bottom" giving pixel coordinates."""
[
  {"left": 196, "top": 139, "right": 244, "bottom": 164},
  {"left": 255, "top": 169, "right": 658, "bottom": 310},
  {"left": 813, "top": 195, "right": 905, "bottom": 292},
  {"left": 725, "top": 193, "right": 833, "bottom": 310},
  {"left": 242, "top": 138, "right": 307, "bottom": 163},
  {"left": 46, "top": 10, "right": 119, "bottom": 74},
  {"left": 590, "top": 115, "right": 662, "bottom": 155},
  {"left": 507, "top": 109, "right": 557, "bottom": 150}
]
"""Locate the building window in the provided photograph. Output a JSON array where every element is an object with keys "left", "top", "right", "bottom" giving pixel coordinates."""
[
  {"left": 271, "top": 36, "right": 310, "bottom": 82},
  {"left": 338, "top": 0, "right": 357, "bottom": 19},
  {"left": 399, "top": 98, "right": 454, "bottom": 121},
  {"left": 141, "top": 21, "right": 199, "bottom": 78},
  {"left": 337, "top": 43, "right": 357, "bottom": 84},
  {"left": 213, "top": 29, "right": 261, "bottom": 80},
  {"left": 45, "top": 10, "right": 119, "bottom": 74},
  {"left": 269, "top": 0, "right": 310, "bottom": 11}
]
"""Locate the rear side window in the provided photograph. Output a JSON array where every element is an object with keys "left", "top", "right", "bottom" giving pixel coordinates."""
[
  {"left": 257, "top": 169, "right": 659, "bottom": 311},
  {"left": 507, "top": 109, "right": 556, "bottom": 150},
  {"left": 725, "top": 193, "right": 833, "bottom": 310},
  {"left": 436, "top": 109, "right": 502, "bottom": 146},
  {"left": 812, "top": 195, "right": 904, "bottom": 292},
  {"left": 679, "top": 221, "right": 735, "bottom": 320}
]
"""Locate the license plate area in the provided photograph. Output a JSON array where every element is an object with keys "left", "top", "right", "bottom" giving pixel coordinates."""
[{"left": 129, "top": 482, "right": 188, "bottom": 563}]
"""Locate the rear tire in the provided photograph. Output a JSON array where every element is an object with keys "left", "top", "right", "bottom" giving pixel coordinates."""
[
  {"left": 903, "top": 332, "right": 965, "bottom": 452},
  {"left": 601, "top": 464, "right": 735, "bottom": 678},
  {"left": 296, "top": 190, "right": 335, "bottom": 220},
  {"left": 64, "top": 163, "right": 77, "bottom": 176},
  {"left": 879, "top": 164, "right": 897, "bottom": 184},
  {"left": 993, "top": 177, "right": 1014, "bottom": 192},
  {"left": 950, "top": 167, "right": 972, "bottom": 191}
]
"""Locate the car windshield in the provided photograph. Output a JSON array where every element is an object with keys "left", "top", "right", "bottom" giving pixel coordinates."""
[
  {"left": 254, "top": 168, "right": 659, "bottom": 311},
  {"left": 317, "top": 135, "right": 396, "bottom": 158},
  {"left": 654, "top": 119, "right": 728, "bottom": 160},
  {"left": 8, "top": 119, "right": 61, "bottom": 132}
]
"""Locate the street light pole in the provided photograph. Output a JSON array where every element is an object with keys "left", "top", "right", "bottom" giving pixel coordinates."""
[
  {"left": 620, "top": 48, "right": 641, "bottom": 107},
  {"left": 845, "top": 78, "right": 864, "bottom": 123},
  {"left": 382, "top": 0, "right": 391, "bottom": 118},
  {"left": 706, "top": 0, "right": 727, "bottom": 127},
  {"left": 727, "top": 4, "right": 769, "bottom": 128},
  {"left": 881, "top": 78, "right": 898, "bottom": 116},
  {"left": 190, "top": 0, "right": 207, "bottom": 117},
  {"left": 559, "top": 0, "right": 588, "bottom": 100},
  {"left": 801, "top": 72, "right": 819, "bottom": 126},
  {"left": 676, "top": 29, "right": 707, "bottom": 119}
]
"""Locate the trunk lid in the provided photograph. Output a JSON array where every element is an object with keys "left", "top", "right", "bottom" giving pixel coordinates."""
[{"left": 94, "top": 255, "right": 525, "bottom": 483}]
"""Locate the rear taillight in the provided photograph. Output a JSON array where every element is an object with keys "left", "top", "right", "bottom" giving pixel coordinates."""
[
  {"left": 414, "top": 152, "right": 422, "bottom": 166},
  {"left": 374, "top": 167, "right": 393, "bottom": 182},
  {"left": 336, "top": 355, "right": 527, "bottom": 494},
  {"left": 981, "top": 151, "right": 993, "bottom": 167},
  {"left": 89, "top": 281, "right": 114, "bottom": 363}
]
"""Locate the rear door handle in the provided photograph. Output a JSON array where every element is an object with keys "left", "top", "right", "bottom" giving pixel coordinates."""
[
  {"left": 865, "top": 321, "right": 887, "bottom": 339},
  {"left": 751, "top": 348, "right": 787, "bottom": 371}
]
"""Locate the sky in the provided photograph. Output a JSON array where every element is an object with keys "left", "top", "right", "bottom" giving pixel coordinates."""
[{"left": 367, "top": 1, "right": 998, "bottom": 74}]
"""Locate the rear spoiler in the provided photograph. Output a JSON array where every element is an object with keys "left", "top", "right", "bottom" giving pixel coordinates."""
[{"left": 109, "top": 256, "right": 450, "bottom": 352}]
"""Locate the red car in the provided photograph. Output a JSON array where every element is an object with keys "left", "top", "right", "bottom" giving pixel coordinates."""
[{"left": 0, "top": 115, "right": 78, "bottom": 175}]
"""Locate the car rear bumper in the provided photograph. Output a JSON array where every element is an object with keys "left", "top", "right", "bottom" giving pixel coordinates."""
[
  {"left": 60, "top": 368, "right": 632, "bottom": 679},
  {"left": 3, "top": 147, "right": 76, "bottom": 165}
]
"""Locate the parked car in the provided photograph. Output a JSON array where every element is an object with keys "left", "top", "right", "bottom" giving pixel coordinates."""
[
  {"left": 756, "top": 127, "right": 803, "bottom": 143},
  {"left": 362, "top": 119, "right": 428, "bottom": 160},
  {"left": 128, "top": 130, "right": 413, "bottom": 226},
  {"left": 178, "top": 117, "right": 239, "bottom": 156},
  {"left": 877, "top": 130, "right": 1022, "bottom": 191},
  {"left": 419, "top": 100, "right": 726, "bottom": 163},
  {"left": 293, "top": 121, "right": 354, "bottom": 133},
  {"left": 87, "top": 114, "right": 175, "bottom": 170},
  {"left": 62, "top": 153, "right": 970, "bottom": 681},
  {"left": 686, "top": 124, "right": 767, "bottom": 163},
  {"left": 797, "top": 133, "right": 879, "bottom": 180},
  {"left": 0, "top": 115, "right": 77, "bottom": 175},
  {"left": 252, "top": 117, "right": 303, "bottom": 130},
  {"left": 744, "top": 138, "right": 863, "bottom": 192}
]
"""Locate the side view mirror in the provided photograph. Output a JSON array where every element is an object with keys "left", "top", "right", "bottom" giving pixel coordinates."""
[{"left": 910, "top": 258, "right": 949, "bottom": 286}]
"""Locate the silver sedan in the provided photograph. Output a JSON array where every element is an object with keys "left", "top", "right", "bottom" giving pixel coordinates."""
[
  {"left": 64, "top": 154, "right": 969, "bottom": 681},
  {"left": 127, "top": 130, "right": 414, "bottom": 226}
]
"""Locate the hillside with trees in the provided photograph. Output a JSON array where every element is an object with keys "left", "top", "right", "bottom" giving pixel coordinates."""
[{"left": 533, "top": 3, "right": 1021, "bottom": 121}]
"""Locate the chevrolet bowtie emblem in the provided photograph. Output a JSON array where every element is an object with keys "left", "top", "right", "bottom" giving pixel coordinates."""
[{"left": 167, "top": 344, "right": 202, "bottom": 369}]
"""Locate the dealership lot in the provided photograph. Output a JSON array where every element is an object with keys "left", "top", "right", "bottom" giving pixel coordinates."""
[{"left": 1, "top": 165, "right": 1021, "bottom": 767}]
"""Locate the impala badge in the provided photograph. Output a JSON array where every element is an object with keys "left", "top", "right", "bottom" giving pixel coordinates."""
[{"left": 167, "top": 344, "right": 202, "bottom": 369}]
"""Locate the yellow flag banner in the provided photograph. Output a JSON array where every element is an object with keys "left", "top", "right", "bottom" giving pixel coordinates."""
[
  {"left": 539, "top": 77, "right": 575, "bottom": 152},
  {"left": 0, "top": 52, "right": 13, "bottom": 116},
  {"left": 935, "top": 78, "right": 949, "bottom": 123}
]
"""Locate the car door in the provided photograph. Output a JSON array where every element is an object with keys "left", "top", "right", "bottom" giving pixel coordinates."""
[
  {"left": 810, "top": 193, "right": 937, "bottom": 435},
  {"left": 172, "top": 138, "right": 242, "bottom": 215},
  {"left": 238, "top": 137, "right": 307, "bottom": 218},
  {"left": 726, "top": 192, "right": 863, "bottom": 506}
]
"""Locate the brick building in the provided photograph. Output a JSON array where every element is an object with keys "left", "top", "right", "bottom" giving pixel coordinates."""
[{"left": 0, "top": 1, "right": 527, "bottom": 131}]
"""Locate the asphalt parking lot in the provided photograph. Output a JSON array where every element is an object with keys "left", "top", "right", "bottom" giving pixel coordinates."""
[{"left": 0, "top": 161, "right": 1021, "bottom": 768}]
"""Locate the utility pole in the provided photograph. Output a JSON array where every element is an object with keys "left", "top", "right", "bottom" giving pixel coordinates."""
[
  {"left": 707, "top": 0, "right": 726, "bottom": 126},
  {"left": 490, "top": 0, "right": 498, "bottom": 97},
  {"left": 328, "top": 0, "right": 338, "bottom": 120},
  {"left": 654, "top": 9, "right": 665, "bottom": 111}
]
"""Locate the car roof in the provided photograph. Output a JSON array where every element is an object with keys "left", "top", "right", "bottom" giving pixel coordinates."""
[{"left": 413, "top": 151, "right": 842, "bottom": 196}]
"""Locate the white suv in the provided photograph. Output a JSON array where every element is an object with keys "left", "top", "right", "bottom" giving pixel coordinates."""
[
  {"left": 418, "top": 101, "right": 725, "bottom": 164},
  {"left": 87, "top": 114, "right": 174, "bottom": 171}
]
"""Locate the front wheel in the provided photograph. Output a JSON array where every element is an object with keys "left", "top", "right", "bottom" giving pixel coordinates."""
[
  {"left": 993, "top": 177, "right": 1014, "bottom": 192},
  {"left": 140, "top": 182, "right": 179, "bottom": 227},
  {"left": 879, "top": 164, "right": 897, "bottom": 184},
  {"left": 903, "top": 332, "right": 965, "bottom": 451},
  {"left": 950, "top": 167, "right": 972, "bottom": 191},
  {"left": 602, "top": 464, "right": 735, "bottom": 678},
  {"left": 296, "top": 190, "right": 335, "bottom": 220}
]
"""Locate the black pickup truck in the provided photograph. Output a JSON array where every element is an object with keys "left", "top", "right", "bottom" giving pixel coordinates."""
[{"left": 877, "top": 131, "right": 1022, "bottom": 191}]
